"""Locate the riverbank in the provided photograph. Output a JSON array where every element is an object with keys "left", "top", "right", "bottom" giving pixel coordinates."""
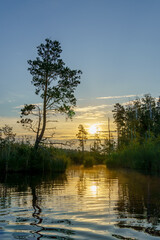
[
  {"left": 0, "top": 142, "right": 105, "bottom": 173},
  {"left": 106, "top": 140, "right": 160, "bottom": 174},
  {"left": 1, "top": 140, "right": 160, "bottom": 174},
  {"left": 0, "top": 143, "right": 69, "bottom": 173}
]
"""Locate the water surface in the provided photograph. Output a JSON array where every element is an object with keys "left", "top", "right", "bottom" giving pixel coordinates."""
[{"left": 0, "top": 166, "right": 160, "bottom": 239}]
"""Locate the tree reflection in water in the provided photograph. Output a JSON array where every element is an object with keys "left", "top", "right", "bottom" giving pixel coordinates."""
[
  {"left": 0, "top": 167, "right": 160, "bottom": 239},
  {"left": 114, "top": 169, "right": 160, "bottom": 236},
  {"left": 0, "top": 173, "right": 67, "bottom": 239},
  {"left": 30, "top": 183, "right": 43, "bottom": 239}
]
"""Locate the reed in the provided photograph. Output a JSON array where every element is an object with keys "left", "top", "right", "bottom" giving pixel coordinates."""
[
  {"left": 106, "top": 139, "right": 160, "bottom": 173},
  {"left": 0, "top": 143, "right": 69, "bottom": 173}
]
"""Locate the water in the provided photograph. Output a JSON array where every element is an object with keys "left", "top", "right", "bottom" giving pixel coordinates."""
[{"left": 0, "top": 166, "right": 160, "bottom": 240}]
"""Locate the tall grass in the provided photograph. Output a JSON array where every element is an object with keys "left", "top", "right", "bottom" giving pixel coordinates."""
[
  {"left": 64, "top": 149, "right": 105, "bottom": 167},
  {"left": 0, "top": 142, "right": 107, "bottom": 173},
  {"left": 0, "top": 143, "right": 69, "bottom": 173},
  {"left": 106, "top": 139, "right": 160, "bottom": 173}
]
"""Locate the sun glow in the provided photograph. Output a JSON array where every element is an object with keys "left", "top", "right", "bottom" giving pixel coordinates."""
[
  {"left": 90, "top": 185, "right": 98, "bottom": 196},
  {"left": 88, "top": 124, "right": 100, "bottom": 135}
]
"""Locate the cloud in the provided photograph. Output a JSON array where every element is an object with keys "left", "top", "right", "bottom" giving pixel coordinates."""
[
  {"left": 8, "top": 99, "right": 16, "bottom": 103},
  {"left": 14, "top": 105, "right": 25, "bottom": 109},
  {"left": 75, "top": 109, "right": 112, "bottom": 121},
  {"left": 0, "top": 92, "right": 26, "bottom": 105},
  {"left": 74, "top": 103, "right": 114, "bottom": 121},
  {"left": 0, "top": 116, "right": 24, "bottom": 134},
  {"left": 75, "top": 114, "right": 97, "bottom": 120},
  {"left": 0, "top": 99, "right": 15, "bottom": 104},
  {"left": 77, "top": 98, "right": 86, "bottom": 101},
  {"left": 75, "top": 104, "right": 112, "bottom": 113},
  {"left": 122, "top": 100, "right": 135, "bottom": 106},
  {"left": 14, "top": 103, "right": 42, "bottom": 109},
  {"left": 96, "top": 94, "right": 142, "bottom": 100}
]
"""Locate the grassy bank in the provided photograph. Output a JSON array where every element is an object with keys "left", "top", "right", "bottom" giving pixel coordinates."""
[
  {"left": 0, "top": 143, "right": 69, "bottom": 173},
  {"left": 63, "top": 149, "right": 105, "bottom": 167},
  {"left": 106, "top": 139, "right": 160, "bottom": 174},
  {"left": 2, "top": 140, "right": 160, "bottom": 174},
  {"left": 0, "top": 142, "right": 106, "bottom": 173}
]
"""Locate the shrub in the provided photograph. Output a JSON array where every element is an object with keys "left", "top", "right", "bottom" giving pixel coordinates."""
[
  {"left": 0, "top": 144, "right": 70, "bottom": 173},
  {"left": 106, "top": 140, "right": 160, "bottom": 174},
  {"left": 83, "top": 154, "right": 95, "bottom": 167}
]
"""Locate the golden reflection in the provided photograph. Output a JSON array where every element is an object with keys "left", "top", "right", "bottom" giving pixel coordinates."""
[
  {"left": 90, "top": 185, "right": 98, "bottom": 196},
  {"left": 1, "top": 166, "right": 160, "bottom": 239}
]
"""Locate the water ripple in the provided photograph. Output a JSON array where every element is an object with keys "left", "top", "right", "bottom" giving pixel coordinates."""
[{"left": 0, "top": 166, "right": 160, "bottom": 239}]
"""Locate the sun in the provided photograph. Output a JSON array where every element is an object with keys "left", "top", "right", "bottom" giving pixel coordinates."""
[
  {"left": 88, "top": 124, "right": 100, "bottom": 134},
  {"left": 90, "top": 185, "right": 98, "bottom": 196}
]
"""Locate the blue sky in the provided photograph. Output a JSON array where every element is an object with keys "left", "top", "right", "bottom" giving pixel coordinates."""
[{"left": 1, "top": 0, "right": 160, "bottom": 139}]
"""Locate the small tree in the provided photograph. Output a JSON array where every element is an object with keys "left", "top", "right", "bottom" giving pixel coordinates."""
[
  {"left": 19, "top": 39, "right": 82, "bottom": 149},
  {"left": 76, "top": 124, "right": 88, "bottom": 152},
  {"left": 101, "top": 134, "right": 115, "bottom": 155},
  {"left": 112, "top": 103, "right": 125, "bottom": 148},
  {"left": 0, "top": 125, "right": 16, "bottom": 172},
  {"left": 0, "top": 125, "right": 16, "bottom": 146},
  {"left": 91, "top": 133, "right": 101, "bottom": 153}
]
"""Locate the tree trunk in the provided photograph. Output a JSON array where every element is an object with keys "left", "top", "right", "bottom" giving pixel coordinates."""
[
  {"left": 34, "top": 74, "right": 48, "bottom": 150},
  {"left": 82, "top": 141, "right": 84, "bottom": 153}
]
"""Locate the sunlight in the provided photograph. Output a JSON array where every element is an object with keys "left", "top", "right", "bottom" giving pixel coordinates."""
[
  {"left": 90, "top": 185, "right": 98, "bottom": 195},
  {"left": 88, "top": 124, "right": 100, "bottom": 135}
]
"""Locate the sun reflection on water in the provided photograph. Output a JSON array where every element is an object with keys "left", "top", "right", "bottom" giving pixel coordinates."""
[
  {"left": 1, "top": 166, "right": 160, "bottom": 239},
  {"left": 90, "top": 185, "right": 98, "bottom": 196}
]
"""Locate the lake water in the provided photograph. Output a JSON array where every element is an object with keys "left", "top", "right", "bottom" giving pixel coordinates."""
[{"left": 0, "top": 166, "right": 160, "bottom": 240}]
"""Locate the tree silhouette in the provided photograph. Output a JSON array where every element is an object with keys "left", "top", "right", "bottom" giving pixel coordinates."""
[
  {"left": 0, "top": 125, "right": 16, "bottom": 146},
  {"left": 76, "top": 124, "right": 88, "bottom": 152},
  {"left": 19, "top": 39, "right": 82, "bottom": 149},
  {"left": 112, "top": 94, "right": 160, "bottom": 149}
]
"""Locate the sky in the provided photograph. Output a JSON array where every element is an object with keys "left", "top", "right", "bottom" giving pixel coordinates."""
[{"left": 1, "top": 0, "right": 160, "bottom": 142}]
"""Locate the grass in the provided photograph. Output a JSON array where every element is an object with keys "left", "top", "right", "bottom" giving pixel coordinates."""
[
  {"left": 106, "top": 139, "right": 160, "bottom": 174},
  {"left": 0, "top": 143, "right": 69, "bottom": 173},
  {"left": 1, "top": 139, "right": 160, "bottom": 174},
  {"left": 0, "top": 142, "right": 105, "bottom": 173},
  {"left": 63, "top": 149, "right": 105, "bottom": 167}
]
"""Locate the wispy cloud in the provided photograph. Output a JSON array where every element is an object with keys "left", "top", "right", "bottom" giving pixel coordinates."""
[
  {"left": 75, "top": 104, "right": 112, "bottom": 113},
  {"left": 75, "top": 106, "right": 113, "bottom": 120},
  {"left": 0, "top": 92, "right": 26, "bottom": 105},
  {"left": 0, "top": 99, "right": 15, "bottom": 104},
  {"left": 122, "top": 100, "right": 136, "bottom": 106},
  {"left": 0, "top": 116, "right": 24, "bottom": 134},
  {"left": 96, "top": 94, "right": 142, "bottom": 100},
  {"left": 77, "top": 98, "right": 86, "bottom": 101},
  {"left": 74, "top": 103, "right": 114, "bottom": 121},
  {"left": 14, "top": 105, "right": 25, "bottom": 109},
  {"left": 75, "top": 112, "right": 102, "bottom": 120},
  {"left": 14, "top": 103, "right": 42, "bottom": 109}
]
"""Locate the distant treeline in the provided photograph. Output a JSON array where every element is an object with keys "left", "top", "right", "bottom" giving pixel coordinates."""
[
  {"left": 0, "top": 125, "right": 104, "bottom": 172},
  {"left": 106, "top": 94, "right": 160, "bottom": 173},
  {"left": 1, "top": 94, "right": 160, "bottom": 174},
  {"left": 113, "top": 94, "right": 160, "bottom": 147}
]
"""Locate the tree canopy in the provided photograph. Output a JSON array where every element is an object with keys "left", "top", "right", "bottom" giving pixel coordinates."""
[
  {"left": 113, "top": 94, "right": 160, "bottom": 148},
  {"left": 76, "top": 124, "right": 88, "bottom": 152},
  {"left": 20, "top": 38, "right": 82, "bottom": 149}
]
